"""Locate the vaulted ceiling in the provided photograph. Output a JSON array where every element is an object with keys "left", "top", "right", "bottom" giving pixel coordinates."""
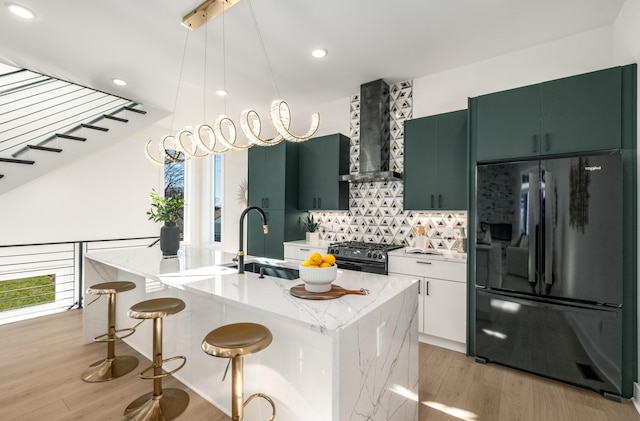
[{"left": 0, "top": 0, "right": 626, "bottom": 134}]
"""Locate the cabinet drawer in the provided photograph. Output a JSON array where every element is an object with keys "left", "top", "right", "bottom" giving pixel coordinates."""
[
  {"left": 388, "top": 256, "right": 466, "bottom": 282},
  {"left": 284, "top": 244, "right": 328, "bottom": 262}
]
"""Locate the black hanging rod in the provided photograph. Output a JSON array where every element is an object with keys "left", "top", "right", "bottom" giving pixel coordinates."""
[
  {"left": 56, "top": 133, "right": 86, "bottom": 141},
  {"left": 124, "top": 106, "right": 147, "bottom": 115},
  {"left": 0, "top": 157, "right": 35, "bottom": 165},
  {"left": 103, "top": 114, "right": 128, "bottom": 123},
  {"left": 27, "top": 145, "right": 63, "bottom": 153},
  {"left": 81, "top": 123, "right": 109, "bottom": 132}
]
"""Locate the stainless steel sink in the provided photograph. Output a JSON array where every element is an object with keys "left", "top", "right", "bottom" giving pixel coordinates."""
[{"left": 220, "top": 261, "right": 299, "bottom": 280}]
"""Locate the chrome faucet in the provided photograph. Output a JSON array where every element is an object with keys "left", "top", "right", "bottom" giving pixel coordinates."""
[{"left": 237, "top": 206, "right": 269, "bottom": 274}]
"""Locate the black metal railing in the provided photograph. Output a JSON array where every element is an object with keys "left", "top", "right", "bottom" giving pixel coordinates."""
[{"left": 0, "top": 237, "right": 158, "bottom": 324}]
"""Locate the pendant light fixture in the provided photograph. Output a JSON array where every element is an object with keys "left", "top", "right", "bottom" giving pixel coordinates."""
[{"left": 145, "top": 0, "right": 321, "bottom": 165}]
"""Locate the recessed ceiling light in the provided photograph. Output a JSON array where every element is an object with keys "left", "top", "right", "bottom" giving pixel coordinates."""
[
  {"left": 6, "top": 3, "right": 35, "bottom": 19},
  {"left": 112, "top": 78, "right": 127, "bottom": 86},
  {"left": 216, "top": 89, "right": 228, "bottom": 96},
  {"left": 311, "top": 49, "right": 327, "bottom": 58}
]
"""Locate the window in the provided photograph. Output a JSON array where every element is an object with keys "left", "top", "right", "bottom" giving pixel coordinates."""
[
  {"left": 213, "top": 154, "right": 223, "bottom": 243},
  {"left": 164, "top": 151, "right": 185, "bottom": 239}
]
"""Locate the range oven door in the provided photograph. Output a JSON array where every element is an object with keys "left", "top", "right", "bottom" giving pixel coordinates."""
[{"left": 335, "top": 258, "right": 386, "bottom": 274}]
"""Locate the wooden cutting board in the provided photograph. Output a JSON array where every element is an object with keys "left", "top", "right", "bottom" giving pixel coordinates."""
[{"left": 289, "top": 284, "right": 369, "bottom": 300}]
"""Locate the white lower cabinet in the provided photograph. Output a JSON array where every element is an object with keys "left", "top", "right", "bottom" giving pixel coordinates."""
[
  {"left": 389, "top": 253, "right": 467, "bottom": 352},
  {"left": 283, "top": 241, "right": 329, "bottom": 264},
  {"left": 421, "top": 277, "right": 466, "bottom": 343}
]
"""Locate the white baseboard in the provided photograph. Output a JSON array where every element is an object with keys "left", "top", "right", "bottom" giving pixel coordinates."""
[
  {"left": 633, "top": 382, "right": 640, "bottom": 414},
  {"left": 418, "top": 333, "right": 466, "bottom": 354}
]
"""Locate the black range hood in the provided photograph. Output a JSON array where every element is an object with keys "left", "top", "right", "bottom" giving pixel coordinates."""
[{"left": 340, "top": 79, "right": 402, "bottom": 183}]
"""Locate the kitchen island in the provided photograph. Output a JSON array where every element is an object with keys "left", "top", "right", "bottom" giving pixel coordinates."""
[{"left": 83, "top": 246, "right": 419, "bottom": 421}]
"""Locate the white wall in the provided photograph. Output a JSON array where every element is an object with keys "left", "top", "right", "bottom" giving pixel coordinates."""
[
  {"left": 412, "top": 25, "right": 616, "bottom": 118},
  {"left": 0, "top": 125, "right": 164, "bottom": 245},
  {"left": 612, "top": 0, "right": 640, "bottom": 409}
]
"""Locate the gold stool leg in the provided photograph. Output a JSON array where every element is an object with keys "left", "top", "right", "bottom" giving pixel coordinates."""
[
  {"left": 82, "top": 292, "right": 138, "bottom": 382},
  {"left": 230, "top": 356, "right": 276, "bottom": 421},
  {"left": 123, "top": 317, "right": 189, "bottom": 421},
  {"left": 231, "top": 356, "right": 243, "bottom": 421}
]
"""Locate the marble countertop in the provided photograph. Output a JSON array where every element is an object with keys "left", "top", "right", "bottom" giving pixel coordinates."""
[
  {"left": 283, "top": 239, "right": 333, "bottom": 247},
  {"left": 388, "top": 247, "right": 467, "bottom": 263},
  {"left": 85, "top": 246, "right": 417, "bottom": 336}
]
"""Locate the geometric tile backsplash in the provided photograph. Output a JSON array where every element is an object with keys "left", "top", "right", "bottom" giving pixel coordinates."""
[{"left": 310, "top": 80, "right": 467, "bottom": 251}]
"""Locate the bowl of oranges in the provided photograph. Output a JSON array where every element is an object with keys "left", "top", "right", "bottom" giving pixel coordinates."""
[{"left": 299, "top": 252, "right": 337, "bottom": 292}]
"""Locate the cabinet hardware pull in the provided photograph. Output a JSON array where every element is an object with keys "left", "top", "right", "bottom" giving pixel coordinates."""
[
  {"left": 430, "top": 194, "right": 434, "bottom": 208},
  {"left": 313, "top": 197, "right": 316, "bottom": 208},
  {"left": 532, "top": 134, "right": 538, "bottom": 153},
  {"left": 299, "top": 248, "right": 310, "bottom": 251},
  {"left": 318, "top": 197, "right": 322, "bottom": 208},
  {"left": 265, "top": 197, "right": 269, "bottom": 208},
  {"left": 416, "top": 261, "right": 432, "bottom": 265},
  {"left": 418, "top": 281, "right": 421, "bottom": 295},
  {"left": 545, "top": 133, "right": 550, "bottom": 151},
  {"left": 426, "top": 281, "right": 430, "bottom": 296}
]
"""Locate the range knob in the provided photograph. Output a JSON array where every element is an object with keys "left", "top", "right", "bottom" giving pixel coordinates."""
[
  {"left": 366, "top": 251, "right": 372, "bottom": 258},
  {"left": 333, "top": 249, "right": 339, "bottom": 255}
]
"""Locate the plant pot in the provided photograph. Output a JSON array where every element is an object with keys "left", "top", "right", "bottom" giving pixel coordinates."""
[
  {"left": 160, "top": 222, "right": 180, "bottom": 257},
  {"left": 306, "top": 232, "right": 319, "bottom": 242}
]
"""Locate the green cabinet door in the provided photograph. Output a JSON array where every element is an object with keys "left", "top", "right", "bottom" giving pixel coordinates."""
[
  {"left": 403, "top": 116, "right": 437, "bottom": 210},
  {"left": 475, "top": 84, "right": 540, "bottom": 162},
  {"left": 247, "top": 146, "right": 267, "bottom": 208},
  {"left": 298, "top": 133, "right": 349, "bottom": 210},
  {"left": 247, "top": 142, "right": 303, "bottom": 259},
  {"left": 247, "top": 209, "right": 285, "bottom": 259},
  {"left": 541, "top": 67, "right": 622, "bottom": 155},
  {"left": 248, "top": 142, "right": 287, "bottom": 210},
  {"left": 404, "top": 110, "right": 468, "bottom": 210},
  {"left": 436, "top": 110, "right": 468, "bottom": 210}
]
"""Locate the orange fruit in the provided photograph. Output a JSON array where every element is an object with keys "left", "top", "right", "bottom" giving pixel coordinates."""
[
  {"left": 308, "top": 264, "right": 320, "bottom": 269},
  {"left": 322, "top": 253, "right": 336, "bottom": 266},
  {"left": 301, "top": 260, "right": 311, "bottom": 267},
  {"left": 319, "top": 262, "right": 332, "bottom": 268},
  {"left": 309, "top": 252, "right": 323, "bottom": 266}
]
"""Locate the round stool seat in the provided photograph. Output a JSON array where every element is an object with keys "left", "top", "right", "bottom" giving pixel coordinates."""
[
  {"left": 128, "top": 297, "right": 185, "bottom": 319},
  {"left": 202, "top": 322, "right": 272, "bottom": 358},
  {"left": 87, "top": 281, "right": 136, "bottom": 295}
]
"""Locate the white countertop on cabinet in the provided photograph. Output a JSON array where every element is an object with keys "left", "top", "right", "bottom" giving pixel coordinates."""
[
  {"left": 388, "top": 247, "right": 467, "bottom": 263},
  {"left": 283, "top": 239, "right": 333, "bottom": 247}
]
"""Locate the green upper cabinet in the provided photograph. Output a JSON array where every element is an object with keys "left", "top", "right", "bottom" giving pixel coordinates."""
[
  {"left": 247, "top": 141, "right": 304, "bottom": 259},
  {"left": 475, "top": 84, "right": 540, "bottom": 161},
  {"left": 540, "top": 67, "right": 621, "bottom": 155},
  {"left": 475, "top": 66, "right": 623, "bottom": 161},
  {"left": 298, "top": 133, "right": 350, "bottom": 210},
  {"left": 248, "top": 142, "right": 288, "bottom": 210},
  {"left": 404, "top": 109, "right": 468, "bottom": 211}
]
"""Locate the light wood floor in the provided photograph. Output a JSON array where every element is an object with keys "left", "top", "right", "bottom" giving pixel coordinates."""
[{"left": 1, "top": 309, "right": 638, "bottom": 421}]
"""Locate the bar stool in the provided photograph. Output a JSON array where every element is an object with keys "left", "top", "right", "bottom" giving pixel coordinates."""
[
  {"left": 81, "top": 281, "right": 138, "bottom": 382},
  {"left": 123, "top": 298, "right": 189, "bottom": 421},
  {"left": 201, "top": 322, "right": 275, "bottom": 421}
]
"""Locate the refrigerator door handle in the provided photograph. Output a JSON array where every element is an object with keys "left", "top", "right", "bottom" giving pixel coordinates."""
[
  {"left": 544, "top": 170, "right": 553, "bottom": 286},
  {"left": 528, "top": 171, "right": 538, "bottom": 288}
]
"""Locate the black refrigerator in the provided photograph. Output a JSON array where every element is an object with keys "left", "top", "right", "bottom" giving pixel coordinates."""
[{"left": 474, "top": 151, "right": 623, "bottom": 399}]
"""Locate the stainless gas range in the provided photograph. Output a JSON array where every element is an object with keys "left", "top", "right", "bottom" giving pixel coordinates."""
[{"left": 327, "top": 241, "right": 404, "bottom": 275}]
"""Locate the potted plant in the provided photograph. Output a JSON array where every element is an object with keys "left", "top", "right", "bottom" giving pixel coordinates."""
[
  {"left": 147, "top": 188, "right": 185, "bottom": 257},
  {"left": 302, "top": 213, "right": 320, "bottom": 242}
]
